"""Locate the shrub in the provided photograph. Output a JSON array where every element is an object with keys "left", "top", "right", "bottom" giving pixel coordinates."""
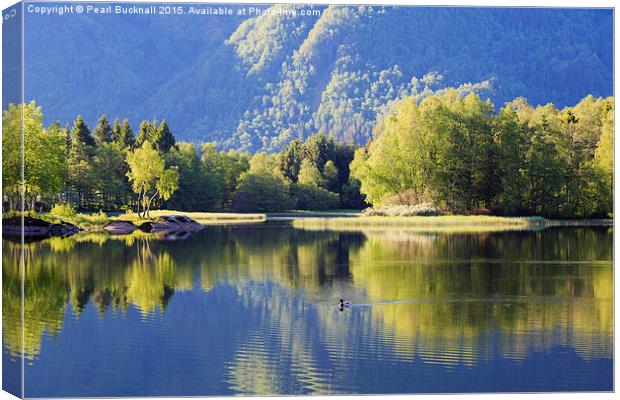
[
  {"left": 122, "top": 205, "right": 133, "bottom": 215},
  {"left": 293, "top": 184, "right": 340, "bottom": 210},
  {"left": 49, "top": 203, "right": 76, "bottom": 219},
  {"left": 77, "top": 210, "right": 109, "bottom": 227},
  {"left": 340, "top": 178, "right": 368, "bottom": 209},
  {"left": 48, "top": 205, "right": 110, "bottom": 228},
  {"left": 233, "top": 173, "right": 295, "bottom": 212}
]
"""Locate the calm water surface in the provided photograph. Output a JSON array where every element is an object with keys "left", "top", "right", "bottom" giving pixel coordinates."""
[{"left": 2, "top": 224, "right": 613, "bottom": 396}]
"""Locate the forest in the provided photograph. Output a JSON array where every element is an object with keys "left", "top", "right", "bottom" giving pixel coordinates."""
[
  {"left": 24, "top": 6, "right": 612, "bottom": 152},
  {"left": 1, "top": 89, "right": 613, "bottom": 219}
]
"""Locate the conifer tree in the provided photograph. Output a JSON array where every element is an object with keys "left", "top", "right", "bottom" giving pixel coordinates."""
[
  {"left": 63, "top": 123, "right": 72, "bottom": 153},
  {"left": 72, "top": 115, "right": 95, "bottom": 149},
  {"left": 112, "top": 118, "right": 122, "bottom": 144},
  {"left": 279, "top": 139, "right": 304, "bottom": 182},
  {"left": 155, "top": 120, "right": 176, "bottom": 153},
  {"left": 113, "top": 118, "right": 135, "bottom": 149},
  {"left": 68, "top": 115, "right": 95, "bottom": 207},
  {"left": 93, "top": 115, "right": 113, "bottom": 143},
  {"left": 121, "top": 119, "right": 135, "bottom": 149},
  {"left": 135, "top": 120, "right": 153, "bottom": 147}
]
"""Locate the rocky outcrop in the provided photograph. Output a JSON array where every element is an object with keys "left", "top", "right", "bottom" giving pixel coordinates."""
[
  {"left": 139, "top": 215, "right": 203, "bottom": 233},
  {"left": 3, "top": 216, "right": 81, "bottom": 239},
  {"left": 103, "top": 215, "right": 204, "bottom": 237},
  {"left": 103, "top": 220, "right": 138, "bottom": 235}
]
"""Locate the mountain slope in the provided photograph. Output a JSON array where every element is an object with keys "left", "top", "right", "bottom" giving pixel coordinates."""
[{"left": 21, "top": 6, "right": 613, "bottom": 152}]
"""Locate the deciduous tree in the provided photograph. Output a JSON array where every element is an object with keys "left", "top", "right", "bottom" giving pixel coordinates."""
[{"left": 126, "top": 143, "right": 179, "bottom": 217}]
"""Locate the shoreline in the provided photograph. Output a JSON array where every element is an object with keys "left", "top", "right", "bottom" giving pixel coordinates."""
[
  {"left": 289, "top": 215, "right": 613, "bottom": 233},
  {"left": 3, "top": 212, "right": 612, "bottom": 239},
  {"left": 115, "top": 210, "right": 267, "bottom": 226}
]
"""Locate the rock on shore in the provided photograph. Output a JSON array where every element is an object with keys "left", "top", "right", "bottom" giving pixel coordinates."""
[
  {"left": 3, "top": 216, "right": 81, "bottom": 239},
  {"left": 103, "top": 220, "right": 138, "bottom": 235}
]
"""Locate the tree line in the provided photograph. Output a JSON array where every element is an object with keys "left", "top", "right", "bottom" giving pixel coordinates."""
[
  {"left": 2, "top": 101, "right": 365, "bottom": 215},
  {"left": 2, "top": 90, "right": 613, "bottom": 218},
  {"left": 351, "top": 90, "right": 613, "bottom": 218}
]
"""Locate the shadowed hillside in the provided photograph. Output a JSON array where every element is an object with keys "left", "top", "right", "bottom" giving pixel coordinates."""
[{"left": 22, "top": 5, "right": 612, "bottom": 151}]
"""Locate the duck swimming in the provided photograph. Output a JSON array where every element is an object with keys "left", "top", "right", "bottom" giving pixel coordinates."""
[{"left": 339, "top": 299, "right": 351, "bottom": 307}]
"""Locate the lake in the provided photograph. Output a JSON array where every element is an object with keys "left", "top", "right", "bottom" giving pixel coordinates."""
[{"left": 2, "top": 223, "right": 613, "bottom": 396}]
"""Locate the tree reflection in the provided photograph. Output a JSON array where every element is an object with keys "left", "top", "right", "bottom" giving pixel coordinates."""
[
  {"left": 1, "top": 225, "right": 612, "bottom": 370},
  {"left": 345, "top": 228, "right": 612, "bottom": 363}
]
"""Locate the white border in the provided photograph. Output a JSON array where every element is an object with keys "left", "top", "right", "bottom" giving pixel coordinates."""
[{"left": 0, "top": 1, "right": 615, "bottom": 400}]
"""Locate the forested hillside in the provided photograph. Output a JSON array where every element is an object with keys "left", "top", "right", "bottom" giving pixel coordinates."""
[{"left": 23, "top": 6, "right": 612, "bottom": 152}]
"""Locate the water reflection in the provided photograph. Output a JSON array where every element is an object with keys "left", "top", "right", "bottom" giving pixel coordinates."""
[
  {"left": 2, "top": 224, "right": 613, "bottom": 395},
  {"left": 348, "top": 229, "right": 612, "bottom": 364}
]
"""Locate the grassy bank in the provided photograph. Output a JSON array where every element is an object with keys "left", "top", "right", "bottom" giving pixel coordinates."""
[
  {"left": 267, "top": 210, "right": 361, "bottom": 219},
  {"left": 37, "top": 211, "right": 111, "bottom": 230},
  {"left": 291, "top": 215, "right": 614, "bottom": 234},
  {"left": 115, "top": 210, "right": 267, "bottom": 225}
]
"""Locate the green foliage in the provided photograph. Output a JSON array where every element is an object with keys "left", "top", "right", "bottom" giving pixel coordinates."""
[
  {"left": 363, "top": 203, "right": 441, "bottom": 217},
  {"left": 303, "top": 133, "right": 335, "bottom": 171},
  {"left": 135, "top": 119, "right": 176, "bottom": 154},
  {"left": 166, "top": 143, "right": 221, "bottom": 211},
  {"left": 248, "top": 152, "right": 280, "bottom": 175},
  {"left": 32, "top": 121, "right": 68, "bottom": 204},
  {"left": 45, "top": 206, "right": 110, "bottom": 229},
  {"left": 93, "top": 115, "right": 113, "bottom": 144},
  {"left": 112, "top": 118, "right": 122, "bottom": 145},
  {"left": 522, "top": 117, "right": 565, "bottom": 216},
  {"left": 492, "top": 106, "right": 528, "bottom": 214},
  {"left": 63, "top": 124, "right": 71, "bottom": 152},
  {"left": 201, "top": 144, "right": 251, "bottom": 209},
  {"left": 49, "top": 203, "right": 76, "bottom": 219},
  {"left": 135, "top": 120, "right": 159, "bottom": 148},
  {"left": 126, "top": 143, "right": 180, "bottom": 217},
  {"left": 2, "top": 103, "right": 24, "bottom": 206},
  {"left": 67, "top": 116, "right": 96, "bottom": 208},
  {"left": 433, "top": 92, "right": 499, "bottom": 211},
  {"left": 278, "top": 139, "right": 304, "bottom": 182},
  {"left": 154, "top": 120, "right": 176, "bottom": 154},
  {"left": 323, "top": 160, "right": 339, "bottom": 192},
  {"left": 127, "top": 143, "right": 164, "bottom": 196},
  {"left": 350, "top": 96, "right": 436, "bottom": 206},
  {"left": 298, "top": 159, "right": 324, "bottom": 187},
  {"left": 157, "top": 168, "right": 180, "bottom": 202},
  {"left": 93, "top": 143, "right": 128, "bottom": 210},
  {"left": 352, "top": 91, "right": 613, "bottom": 218},
  {"left": 65, "top": 210, "right": 110, "bottom": 229},
  {"left": 340, "top": 178, "right": 367, "bottom": 209},
  {"left": 4, "top": 91, "right": 610, "bottom": 217},
  {"left": 2, "top": 102, "right": 67, "bottom": 211},
  {"left": 113, "top": 118, "right": 135, "bottom": 149},
  {"left": 595, "top": 110, "right": 614, "bottom": 179},
  {"left": 121, "top": 119, "right": 136, "bottom": 149},
  {"left": 71, "top": 115, "right": 96, "bottom": 149},
  {"left": 594, "top": 110, "right": 613, "bottom": 215},
  {"left": 292, "top": 184, "right": 339, "bottom": 210},
  {"left": 233, "top": 152, "right": 295, "bottom": 212},
  {"left": 234, "top": 173, "right": 294, "bottom": 212}
]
